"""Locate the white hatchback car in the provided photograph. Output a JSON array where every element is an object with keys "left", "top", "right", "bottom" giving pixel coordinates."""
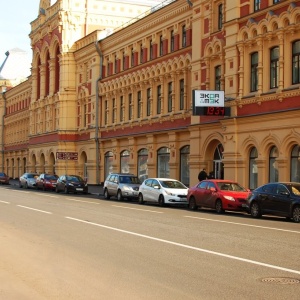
[{"left": 138, "top": 178, "right": 188, "bottom": 206}]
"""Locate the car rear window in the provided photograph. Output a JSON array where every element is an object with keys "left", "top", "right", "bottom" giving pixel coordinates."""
[{"left": 120, "top": 176, "right": 140, "bottom": 184}]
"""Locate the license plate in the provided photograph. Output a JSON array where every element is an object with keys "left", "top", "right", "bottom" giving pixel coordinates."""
[{"left": 76, "top": 188, "right": 83, "bottom": 191}]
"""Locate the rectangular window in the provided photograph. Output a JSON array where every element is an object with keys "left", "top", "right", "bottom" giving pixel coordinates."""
[
  {"left": 254, "top": 0, "right": 260, "bottom": 12},
  {"left": 292, "top": 40, "right": 300, "bottom": 84},
  {"left": 147, "top": 88, "right": 151, "bottom": 116},
  {"left": 157, "top": 85, "right": 162, "bottom": 114},
  {"left": 215, "top": 65, "right": 221, "bottom": 91},
  {"left": 104, "top": 100, "right": 108, "bottom": 125},
  {"left": 123, "top": 52, "right": 125, "bottom": 71},
  {"left": 131, "top": 48, "right": 134, "bottom": 67},
  {"left": 160, "top": 35, "right": 163, "bottom": 56},
  {"left": 270, "top": 47, "right": 279, "bottom": 89},
  {"left": 179, "top": 79, "right": 184, "bottom": 110},
  {"left": 112, "top": 98, "right": 116, "bottom": 123},
  {"left": 251, "top": 52, "right": 258, "bottom": 92},
  {"left": 114, "top": 56, "right": 117, "bottom": 74},
  {"left": 168, "top": 82, "right": 172, "bottom": 112},
  {"left": 170, "top": 30, "right": 174, "bottom": 52},
  {"left": 120, "top": 96, "right": 124, "bottom": 122},
  {"left": 182, "top": 26, "right": 186, "bottom": 48},
  {"left": 218, "top": 4, "right": 223, "bottom": 30},
  {"left": 137, "top": 91, "right": 142, "bottom": 118},
  {"left": 150, "top": 39, "right": 153, "bottom": 60},
  {"left": 140, "top": 44, "right": 143, "bottom": 64},
  {"left": 128, "top": 93, "right": 132, "bottom": 120}
]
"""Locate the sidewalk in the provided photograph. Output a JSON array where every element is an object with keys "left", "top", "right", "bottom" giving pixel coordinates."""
[{"left": 8, "top": 179, "right": 103, "bottom": 196}]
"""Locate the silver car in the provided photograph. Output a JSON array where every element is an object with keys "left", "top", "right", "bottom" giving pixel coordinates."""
[
  {"left": 19, "top": 172, "right": 39, "bottom": 189},
  {"left": 103, "top": 173, "right": 141, "bottom": 201}
]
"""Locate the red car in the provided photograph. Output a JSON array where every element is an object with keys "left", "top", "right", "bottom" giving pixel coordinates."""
[
  {"left": 187, "top": 179, "right": 250, "bottom": 213},
  {"left": 0, "top": 172, "right": 10, "bottom": 185},
  {"left": 36, "top": 173, "right": 58, "bottom": 191}
]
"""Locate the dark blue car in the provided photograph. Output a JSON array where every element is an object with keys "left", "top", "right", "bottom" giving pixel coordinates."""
[{"left": 55, "top": 175, "right": 88, "bottom": 194}]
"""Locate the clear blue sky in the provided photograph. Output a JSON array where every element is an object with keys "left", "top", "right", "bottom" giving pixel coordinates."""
[{"left": 0, "top": 0, "right": 41, "bottom": 62}]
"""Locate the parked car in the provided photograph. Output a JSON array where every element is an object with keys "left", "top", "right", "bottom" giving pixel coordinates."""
[
  {"left": 138, "top": 178, "right": 188, "bottom": 206},
  {"left": 56, "top": 175, "right": 88, "bottom": 194},
  {"left": 245, "top": 182, "right": 300, "bottom": 223},
  {"left": 19, "top": 172, "right": 39, "bottom": 189},
  {"left": 0, "top": 172, "right": 10, "bottom": 185},
  {"left": 103, "top": 173, "right": 141, "bottom": 201},
  {"left": 187, "top": 179, "right": 250, "bottom": 213},
  {"left": 36, "top": 173, "right": 58, "bottom": 191}
]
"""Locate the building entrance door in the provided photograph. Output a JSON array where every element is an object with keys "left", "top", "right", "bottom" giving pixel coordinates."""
[{"left": 213, "top": 144, "right": 224, "bottom": 179}]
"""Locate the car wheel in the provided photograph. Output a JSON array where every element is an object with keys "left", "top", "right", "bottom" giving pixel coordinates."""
[
  {"left": 292, "top": 205, "right": 300, "bottom": 223},
  {"left": 104, "top": 188, "right": 110, "bottom": 200},
  {"left": 64, "top": 187, "right": 69, "bottom": 194},
  {"left": 188, "top": 197, "right": 197, "bottom": 210},
  {"left": 215, "top": 199, "right": 224, "bottom": 214},
  {"left": 138, "top": 193, "right": 144, "bottom": 204},
  {"left": 117, "top": 190, "right": 123, "bottom": 201},
  {"left": 158, "top": 195, "right": 165, "bottom": 207},
  {"left": 19, "top": 181, "right": 22, "bottom": 188},
  {"left": 250, "top": 202, "right": 262, "bottom": 218},
  {"left": 24, "top": 182, "right": 28, "bottom": 189},
  {"left": 43, "top": 185, "right": 46, "bottom": 191},
  {"left": 55, "top": 186, "right": 59, "bottom": 193}
]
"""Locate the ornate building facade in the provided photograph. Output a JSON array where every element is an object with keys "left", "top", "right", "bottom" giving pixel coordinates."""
[{"left": 1, "top": 0, "right": 300, "bottom": 188}]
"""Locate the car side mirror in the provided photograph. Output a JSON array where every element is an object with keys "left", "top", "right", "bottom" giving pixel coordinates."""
[
  {"left": 153, "top": 185, "right": 160, "bottom": 189},
  {"left": 280, "top": 191, "right": 289, "bottom": 196},
  {"left": 210, "top": 187, "right": 216, "bottom": 192}
]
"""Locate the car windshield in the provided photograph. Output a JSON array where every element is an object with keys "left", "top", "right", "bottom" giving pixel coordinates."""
[
  {"left": 119, "top": 176, "right": 140, "bottom": 184},
  {"left": 45, "top": 175, "right": 58, "bottom": 180},
  {"left": 66, "top": 176, "right": 83, "bottom": 182},
  {"left": 28, "top": 174, "right": 38, "bottom": 179},
  {"left": 160, "top": 180, "right": 186, "bottom": 189},
  {"left": 217, "top": 182, "right": 247, "bottom": 192}
]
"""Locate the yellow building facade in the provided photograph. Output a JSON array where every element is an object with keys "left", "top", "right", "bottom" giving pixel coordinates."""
[{"left": 1, "top": 0, "right": 300, "bottom": 189}]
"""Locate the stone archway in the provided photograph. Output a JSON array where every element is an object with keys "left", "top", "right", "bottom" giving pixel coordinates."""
[{"left": 79, "top": 151, "right": 88, "bottom": 180}]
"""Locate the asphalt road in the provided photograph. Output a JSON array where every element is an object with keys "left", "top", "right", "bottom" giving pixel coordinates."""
[{"left": 0, "top": 184, "right": 300, "bottom": 299}]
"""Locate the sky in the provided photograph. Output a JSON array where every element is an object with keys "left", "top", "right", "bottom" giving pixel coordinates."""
[{"left": 0, "top": 0, "right": 42, "bottom": 63}]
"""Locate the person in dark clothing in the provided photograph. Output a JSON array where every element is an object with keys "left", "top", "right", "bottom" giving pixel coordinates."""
[
  {"left": 208, "top": 171, "right": 215, "bottom": 179},
  {"left": 198, "top": 168, "right": 208, "bottom": 181}
]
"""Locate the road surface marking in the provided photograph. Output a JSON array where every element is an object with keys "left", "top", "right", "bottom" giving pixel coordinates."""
[
  {"left": 112, "top": 205, "right": 163, "bottom": 214},
  {"left": 184, "top": 216, "right": 300, "bottom": 234},
  {"left": 17, "top": 205, "right": 52, "bottom": 214},
  {"left": 66, "top": 198, "right": 100, "bottom": 204},
  {"left": 10, "top": 190, "right": 30, "bottom": 193},
  {"left": 65, "top": 216, "right": 300, "bottom": 276},
  {"left": 0, "top": 200, "right": 10, "bottom": 204}
]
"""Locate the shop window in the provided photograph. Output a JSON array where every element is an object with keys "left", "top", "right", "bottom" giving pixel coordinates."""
[
  {"left": 215, "top": 65, "right": 221, "bottom": 90},
  {"left": 270, "top": 47, "right": 279, "bottom": 89},
  {"left": 291, "top": 145, "right": 300, "bottom": 182},
  {"left": 105, "top": 151, "right": 114, "bottom": 179},
  {"left": 157, "top": 147, "right": 170, "bottom": 178},
  {"left": 138, "top": 149, "right": 148, "bottom": 181},
  {"left": 120, "top": 150, "right": 130, "bottom": 173},
  {"left": 269, "top": 146, "right": 278, "bottom": 182},
  {"left": 180, "top": 146, "right": 190, "bottom": 186},
  {"left": 249, "top": 147, "right": 258, "bottom": 190},
  {"left": 250, "top": 52, "right": 258, "bottom": 92},
  {"left": 292, "top": 40, "right": 300, "bottom": 84}
]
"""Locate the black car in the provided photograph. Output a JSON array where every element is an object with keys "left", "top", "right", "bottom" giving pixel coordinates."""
[
  {"left": 245, "top": 182, "right": 300, "bottom": 222},
  {"left": 56, "top": 175, "right": 88, "bottom": 194}
]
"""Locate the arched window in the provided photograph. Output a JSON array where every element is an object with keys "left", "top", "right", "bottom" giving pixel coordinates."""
[
  {"left": 249, "top": 147, "right": 258, "bottom": 190},
  {"left": 269, "top": 146, "right": 278, "bottom": 182},
  {"left": 138, "top": 149, "right": 148, "bottom": 181},
  {"left": 290, "top": 145, "right": 300, "bottom": 182},
  {"left": 250, "top": 52, "right": 258, "bottom": 92},
  {"left": 180, "top": 146, "right": 190, "bottom": 186},
  {"left": 157, "top": 147, "right": 170, "bottom": 178},
  {"left": 45, "top": 50, "right": 50, "bottom": 96},
  {"left": 292, "top": 40, "right": 300, "bottom": 84},
  {"left": 54, "top": 45, "right": 60, "bottom": 93},
  {"left": 104, "top": 151, "right": 114, "bottom": 179},
  {"left": 120, "top": 150, "right": 130, "bottom": 173},
  {"left": 37, "top": 56, "right": 41, "bottom": 100}
]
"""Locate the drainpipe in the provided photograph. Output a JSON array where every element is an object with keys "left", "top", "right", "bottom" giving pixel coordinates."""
[
  {"left": 95, "top": 40, "right": 103, "bottom": 184},
  {"left": 1, "top": 89, "right": 6, "bottom": 172}
]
